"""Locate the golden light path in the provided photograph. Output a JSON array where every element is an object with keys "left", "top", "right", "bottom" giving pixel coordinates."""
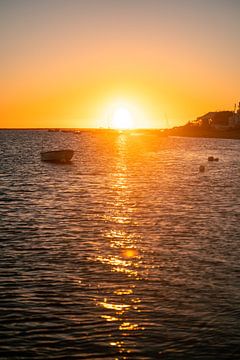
[{"left": 94, "top": 133, "right": 145, "bottom": 357}]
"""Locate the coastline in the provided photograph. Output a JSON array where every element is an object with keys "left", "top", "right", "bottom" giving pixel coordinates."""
[
  {"left": 163, "top": 125, "right": 240, "bottom": 140},
  {"left": 1, "top": 126, "right": 240, "bottom": 140}
]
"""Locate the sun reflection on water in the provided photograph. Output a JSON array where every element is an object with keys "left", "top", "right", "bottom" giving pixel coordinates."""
[
  {"left": 121, "top": 248, "right": 139, "bottom": 258},
  {"left": 95, "top": 133, "right": 145, "bottom": 357}
]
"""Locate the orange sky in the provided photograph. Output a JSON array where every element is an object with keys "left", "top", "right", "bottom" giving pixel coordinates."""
[{"left": 1, "top": 0, "right": 240, "bottom": 129}]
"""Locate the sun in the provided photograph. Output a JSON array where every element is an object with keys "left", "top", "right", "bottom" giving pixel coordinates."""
[{"left": 111, "top": 106, "right": 133, "bottom": 130}]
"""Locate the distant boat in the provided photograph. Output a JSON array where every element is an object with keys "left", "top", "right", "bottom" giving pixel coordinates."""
[{"left": 40, "top": 149, "right": 74, "bottom": 163}]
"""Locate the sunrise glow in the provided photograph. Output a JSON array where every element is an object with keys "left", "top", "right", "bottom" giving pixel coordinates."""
[
  {"left": 111, "top": 107, "right": 133, "bottom": 130},
  {"left": 1, "top": 1, "right": 239, "bottom": 129}
]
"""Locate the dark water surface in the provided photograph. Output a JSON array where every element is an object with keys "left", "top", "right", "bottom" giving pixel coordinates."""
[{"left": 0, "top": 130, "right": 240, "bottom": 359}]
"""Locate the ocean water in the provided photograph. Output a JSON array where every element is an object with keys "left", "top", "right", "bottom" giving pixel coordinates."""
[{"left": 0, "top": 130, "right": 240, "bottom": 359}]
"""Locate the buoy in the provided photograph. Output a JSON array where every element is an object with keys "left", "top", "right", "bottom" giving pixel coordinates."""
[
  {"left": 199, "top": 165, "right": 205, "bottom": 172},
  {"left": 208, "top": 156, "right": 214, "bottom": 161},
  {"left": 208, "top": 156, "right": 219, "bottom": 162}
]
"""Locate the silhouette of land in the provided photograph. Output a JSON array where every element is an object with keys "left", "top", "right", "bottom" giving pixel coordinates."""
[
  {"left": 164, "top": 107, "right": 240, "bottom": 140},
  {"left": 164, "top": 124, "right": 240, "bottom": 139}
]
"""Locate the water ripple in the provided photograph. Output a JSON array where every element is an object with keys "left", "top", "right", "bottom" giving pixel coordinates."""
[{"left": 0, "top": 130, "right": 240, "bottom": 359}]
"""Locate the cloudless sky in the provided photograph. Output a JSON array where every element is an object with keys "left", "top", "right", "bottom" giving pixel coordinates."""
[{"left": 1, "top": 0, "right": 240, "bottom": 128}]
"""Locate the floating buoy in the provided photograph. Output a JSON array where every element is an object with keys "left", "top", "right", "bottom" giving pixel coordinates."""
[
  {"left": 208, "top": 156, "right": 219, "bottom": 162},
  {"left": 199, "top": 165, "right": 205, "bottom": 172},
  {"left": 208, "top": 156, "right": 214, "bottom": 162}
]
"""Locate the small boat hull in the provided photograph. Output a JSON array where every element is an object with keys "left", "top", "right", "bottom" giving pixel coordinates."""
[{"left": 41, "top": 149, "right": 74, "bottom": 163}]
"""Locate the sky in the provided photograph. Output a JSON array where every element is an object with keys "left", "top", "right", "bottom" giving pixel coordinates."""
[{"left": 1, "top": 0, "right": 240, "bottom": 129}]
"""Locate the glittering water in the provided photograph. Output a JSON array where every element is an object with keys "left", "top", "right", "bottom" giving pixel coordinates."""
[{"left": 0, "top": 130, "right": 240, "bottom": 359}]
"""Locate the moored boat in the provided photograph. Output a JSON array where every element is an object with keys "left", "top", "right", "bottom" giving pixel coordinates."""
[{"left": 40, "top": 149, "right": 74, "bottom": 163}]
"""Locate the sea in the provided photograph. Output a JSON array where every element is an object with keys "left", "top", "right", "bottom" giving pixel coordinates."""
[{"left": 0, "top": 129, "right": 240, "bottom": 359}]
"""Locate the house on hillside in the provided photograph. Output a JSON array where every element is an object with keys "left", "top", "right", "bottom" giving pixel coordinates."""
[{"left": 191, "top": 103, "right": 240, "bottom": 130}]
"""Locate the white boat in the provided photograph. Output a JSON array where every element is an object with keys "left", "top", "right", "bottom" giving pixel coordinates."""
[{"left": 40, "top": 149, "right": 74, "bottom": 163}]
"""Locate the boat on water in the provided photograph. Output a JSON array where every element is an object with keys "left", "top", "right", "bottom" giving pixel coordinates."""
[{"left": 40, "top": 149, "right": 74, "bottom": 163}]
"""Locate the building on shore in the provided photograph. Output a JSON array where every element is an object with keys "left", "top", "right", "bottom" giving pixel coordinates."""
[{"left": 191, "top": 102, "right": 240, "bottom": 130}]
